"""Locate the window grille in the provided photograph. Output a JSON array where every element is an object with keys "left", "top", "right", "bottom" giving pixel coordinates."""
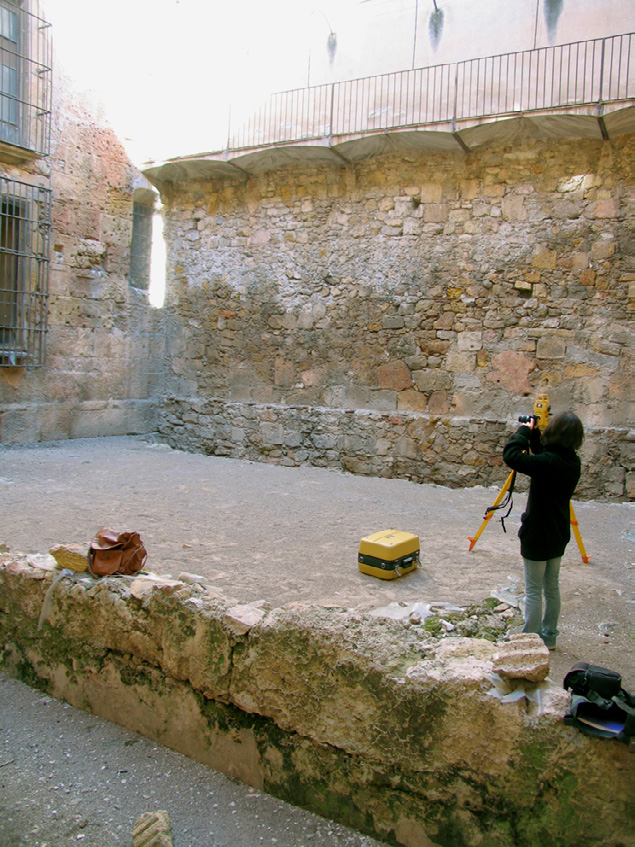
[
  {"left": 129, "top": 201, "right": 154, "bottom": 290},
  {"left": 0, "top": 0, "right": 52, "bottom": 160},
  {"left": 0, "top": 175, "right": 50, "bottom": 367}
]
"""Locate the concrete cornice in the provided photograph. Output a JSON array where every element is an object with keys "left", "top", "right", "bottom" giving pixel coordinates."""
[{"left": 143, "top": 104, "right": 634, "bottom": 192}]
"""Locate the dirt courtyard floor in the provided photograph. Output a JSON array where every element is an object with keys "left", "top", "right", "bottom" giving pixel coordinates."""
[{"left": 0, "top": 434, "right": 632, "bottom": 690}]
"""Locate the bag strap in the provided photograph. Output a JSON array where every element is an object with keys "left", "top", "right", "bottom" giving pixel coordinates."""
[{"left": 485, "top": 470, "right": 516, "bottom": 534}]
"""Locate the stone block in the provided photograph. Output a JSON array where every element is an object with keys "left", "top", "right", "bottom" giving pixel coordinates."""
[
  {"left": 312, "top": 433, "right": 337, "bottom": 449},
  {"left": 382, "top": 315, "right": 405, "bottom": 330},
  {"left": 231, "top": 426, "right": 245, "bottom": 443},
  {"left": 501, "top": 195, "right": 526, "bottom": 221},
  {"left": 0, "top": 407, "right": 41, "bottom": 444},
  {"left": 260, "top": 423, "right": 285, "bottom": 446},
  {"left": 483, "top": 184, "right": 505, "bottom": 198},
  {"left": 457, "top": 331, "right": 482, "bottom": 352},
  {"left": 300, "top": 368, "right": 323, "bottom": 388},
  {"left": 514, "top": 279, "right": 533, "bottom": 292},
  {"left": 49, "top": 544, "right": 88, "bottom": 573},
  {"left": 224, "top": 603, "right": 267, "bottom": 636},
  {"left": 133, "top": 810, "right": 174, "bottom": 847},
  {"left": 591, "top": 238, "right": 615, "bottom": 260},
  {"left": 69, "top": 407, "right": 131, "bottom": 439},
  {"left": 39, "top": 403, "right": 74, "bottom": 442},
  {"left": 428, "top": 390, "right": 449, "bottom": 414},
  {"left": 423, "top": 204, "right": 449, "bottom": 223},
  {"left": 460, "top": 179, "right": 479, "bottom": 200},
  {"left": 531, "top": 246, "right": 557, "bottom": 270},
  {"left": 536, "top": 336, "right": 566, "bottom": 359},
  {"left": 274, "top": 359, "right": 294, "bottom": 387},
  {"left": 492, "top": 633, "right": 550, "bottom": 682},
  {"left": 413, "top": 370, "right": 451, "bottom": 392},
  {"left": 377, "top": 360, "right": 413, "bottom": 391},
  {"left": 342, "top": 386, "right": 371, "bottom": 409},
  {"left": 446, "top": 351, "right": 476, "bottom": 373},
  {"left": 394, "top": 436, "right": 418, "bottom": 459},
  {"left": 368, "top": 390, "right": 397, "bottom": 411},
  {"left": 570, "top": 252, "right": 589, "bottom": 270},
  {"left": 586, "top": 199, "right": 618, "bottom": 219},
  {"left": 129, "top": 575, "right": 184, "bottom": 603},
  {"left": 420, "top": 182, "right": 443, "bottom": 203},
  {"left": 487, "top": 351, "right": 535, "bottom": 393},
  {"left": 397, "top": 390, "right": 428, "bottom": 412}
]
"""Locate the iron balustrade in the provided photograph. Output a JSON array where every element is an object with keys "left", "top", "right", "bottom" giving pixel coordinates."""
[{"left": 227, "top": 33, "right": 633, "bottom": 153}]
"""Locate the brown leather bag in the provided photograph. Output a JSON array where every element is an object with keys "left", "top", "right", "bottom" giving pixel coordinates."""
[{"left": 88, "top": 528, "right": 147, "bottom": 577}]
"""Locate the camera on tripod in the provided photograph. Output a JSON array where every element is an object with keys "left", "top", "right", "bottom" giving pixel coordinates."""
[{"left": 519, "top": 392, "right": 551, "bottom": 431}]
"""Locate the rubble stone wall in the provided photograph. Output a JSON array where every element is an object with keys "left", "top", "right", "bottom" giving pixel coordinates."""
[
  {"left": 0, "top": 555, "right": 631, "bottom": 847},
  {"left": 160, "top": 397, "right": 629, "bottom": 500},
  {"left": 157, "top": 137, "right": 633, "bottom": 499},
  {"left": 0, "top": 70, "right": 164, "bottom": 444}
]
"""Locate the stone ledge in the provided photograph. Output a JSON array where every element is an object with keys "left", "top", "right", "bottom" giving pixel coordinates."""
[
  {"left": 159, "top": 396, "right": 630, "bottom": 500},
  {"left": 0, "top": 555, "right": 631, "bottom": 847}
]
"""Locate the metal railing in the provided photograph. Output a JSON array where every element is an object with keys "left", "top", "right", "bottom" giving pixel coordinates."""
[{"left": 228, "top": 33, "right": 633, "bottom": 152}]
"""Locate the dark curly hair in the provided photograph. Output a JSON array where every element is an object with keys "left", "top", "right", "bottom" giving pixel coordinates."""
[{"left": 542, "top": 412, "right": 584, "bottom": 451}]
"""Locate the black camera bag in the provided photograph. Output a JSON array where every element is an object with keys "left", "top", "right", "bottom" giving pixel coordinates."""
[
  {"left": 563, "top": 662, "right": 634, "bottom": 743},
  {"left": 563, "top": 661, "right": 622, "bottom": 700}
]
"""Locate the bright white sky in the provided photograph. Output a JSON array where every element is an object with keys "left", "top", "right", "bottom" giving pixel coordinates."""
[{"left": 42, "top": 0, "right": 353, "bottom": 166}]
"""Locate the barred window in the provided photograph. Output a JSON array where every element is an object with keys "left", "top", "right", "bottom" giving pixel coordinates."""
[
  {"left": 0, "top": 176, "right": 50, "bottom": 367},
  {"left": 0, "top": 0, "right": 51, "bottom": 161},
  {"left": 0, "top": 2, "right": 19, "bottom": 145}
]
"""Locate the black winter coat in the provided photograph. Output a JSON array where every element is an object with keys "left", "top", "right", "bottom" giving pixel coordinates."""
[{"left": 502, "top": 425, "right": 581, "bottom": 561}]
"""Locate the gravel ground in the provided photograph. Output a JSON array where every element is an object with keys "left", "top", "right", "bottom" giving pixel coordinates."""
[
  {"left": 0, "top": 434, "right": 632, "bottom": 846},
  {"left": 0, "top": 673, "right": 384, "bottom": 847}
]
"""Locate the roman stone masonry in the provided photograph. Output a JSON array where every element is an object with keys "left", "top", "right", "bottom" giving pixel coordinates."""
[
  {"left": 1, "top": 554, "right": 631, "bottom": 847},
  {"left": 155, "top": 137, "right": 633, "bottom": 500},
  {"left": 0, "top": 70, "right": 164, "bottom": 444}
]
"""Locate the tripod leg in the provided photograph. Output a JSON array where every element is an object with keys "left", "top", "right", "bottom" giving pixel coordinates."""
[
  {"left": 570, "top": 503, "right": 590, "bottom": 563},
  {"left": 468, "top": 470, "right": 515, "bottom": 551}
]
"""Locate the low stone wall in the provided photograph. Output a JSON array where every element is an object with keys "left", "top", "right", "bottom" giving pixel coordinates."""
[
  {"left": 1, "top": 554, "right": 631, "bottom": 847},
  {"left": 0, "top": 397, "right": 158, "bottom": 444},
  {"left": 160, "top": 396, "right": 630, "bottom": 500}
]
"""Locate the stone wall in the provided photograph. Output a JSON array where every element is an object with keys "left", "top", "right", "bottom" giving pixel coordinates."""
[
  {"left": 160, "top": 397, "right": 629, "bottom": 500},
  {"left": 0, "top": 69, "right": 164, "bottom": 444},
  {"left": 157, "top": 137, "right": 633, "bottom": 499},
  {"left": 1, "top": 554, "right": 631, "bottom": 847}
]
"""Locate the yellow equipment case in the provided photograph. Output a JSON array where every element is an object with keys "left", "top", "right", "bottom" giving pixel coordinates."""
[{"left": 358, "top": 529, "right": 420, "bottom": 580}]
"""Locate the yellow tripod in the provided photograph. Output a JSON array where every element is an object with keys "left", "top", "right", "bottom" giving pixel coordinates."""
[{"left": 468, "top": 394, "right": 590, "bottom": 563}]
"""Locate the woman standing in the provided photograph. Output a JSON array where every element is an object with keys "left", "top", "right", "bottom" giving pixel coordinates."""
[{"left": 503, "top": 412, "right": 584, "bottom": 650}]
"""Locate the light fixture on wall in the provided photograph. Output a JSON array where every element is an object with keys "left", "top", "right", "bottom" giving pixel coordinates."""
[
  {"left": 327, "top": 29, "right": 337, "bottom": 61},
  {"left": 429, "top": 0, "right": 444, "bottom": 49},
  {"left": 307, "top": 8, "right": 338, "bottom": 85},
  {"left": 317, "top": 10, "right": 337, "bottom": 63},
  {"left": 413, "top": 0, "right": 444, "bottom": 66}
]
